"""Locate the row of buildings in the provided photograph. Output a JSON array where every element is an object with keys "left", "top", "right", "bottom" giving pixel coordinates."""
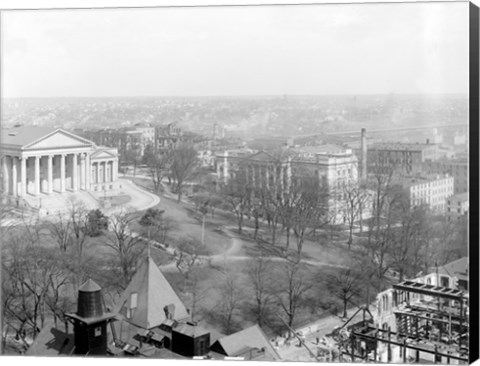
[
  {"left": 74, "top": 122, "right": 184, "bottom": 163},
  {"left": 214, "top": 128, "right": 469, "bottom": 222}
]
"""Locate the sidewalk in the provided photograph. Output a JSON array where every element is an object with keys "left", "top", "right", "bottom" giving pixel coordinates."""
[{"left": 275, "top": 304, "right": 376, "bottom": 361}]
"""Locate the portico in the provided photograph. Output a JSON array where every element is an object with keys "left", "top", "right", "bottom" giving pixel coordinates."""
[{"left": 1, "top": 127, "right": 119, "bottom": 198}]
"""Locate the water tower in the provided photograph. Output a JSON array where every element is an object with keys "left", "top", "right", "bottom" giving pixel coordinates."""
[{"left": 66, "top": 279, "right": 116, "bottom": 355}]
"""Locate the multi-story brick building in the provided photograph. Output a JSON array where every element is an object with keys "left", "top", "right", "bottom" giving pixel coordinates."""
[
  {"left": 155, "top": 122, "right": 183, "bottom": 153},
  {"left": 366, "top": 141, "right": 439, "bottom": 175},
  {"left": 398, "top": 174, "right": 454, "bottom": 213},
  {"left": 446, "top": 192, "right": 469, "bottom": 221},
  {"left": 422, "top": 157, "right": 468, "bottom": 194}
]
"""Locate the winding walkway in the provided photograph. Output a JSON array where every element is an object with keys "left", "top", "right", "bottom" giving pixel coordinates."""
[{"left": 157, "top": 226, "right": 347, "bottom": 272}]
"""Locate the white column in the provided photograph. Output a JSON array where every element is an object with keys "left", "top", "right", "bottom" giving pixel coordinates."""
[
  {"left": 251, "top": 165, "right": 256, "bottom": 187},
  {"left": 12, "top": 157, "right": 18, "bottom": 197},
  {"left": 20, "top": 156, "right": 27, "bottom": 197},
  {"left": 34, "top": 156, "right": 40, "bottom": 196},
  {"left": 60, "top": 154, "right": 66, "bottom": 193},
  {"left": 80, "top": 154, "right": 86, "bottom": 190},
  {"left": 2, "top": 156, "right": 9, "bottom": 195},
  {"left": 265, "top": 165, "right": 270, "bottom": 189},
  {"left": 286, "top": 157, "right": 292, "bottom": 192},
  {"left": 103, "top": 161, "right": 108, "bottom": 183},
  {"left": 47, "top": 155, "right": 53, "bottom": 194},
  {"left": 113, "top": 159, "right": 118, "bottom": 181},
  {"left": 96, "top": 162, "right": 99, "bottom": 183},
  {"left": 85, "top": 154, "right": 91, "bottom": 190},
  {"left": 279, "top": 166, "right": 284, "bottom": 193},
  {"left": 108, "top": 161, "right": 113, "bottom": 182},
  {"left": 72, "top": 153, "right": 78, "bottom": 191}
]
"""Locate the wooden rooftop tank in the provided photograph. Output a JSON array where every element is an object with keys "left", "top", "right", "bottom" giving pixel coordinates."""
[{"left": 66, "top": 279, "right": 116, "bottom": 356}]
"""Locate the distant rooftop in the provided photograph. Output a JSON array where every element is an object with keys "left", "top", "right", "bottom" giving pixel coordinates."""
[
  {"left": 437, "top": 257, "right": 469, "bottom": 283},
  {"left": 370, "top": 142, "right": 436, "bottom": 152},
  {"left": 396, "top": 173, "right": 452, "bottom": 187},
  {"left": 450, "top": 192, "right": 469, "bottom": 201},
  {"left": 293, "top": 143, "right": 351, "bottom": 156}
]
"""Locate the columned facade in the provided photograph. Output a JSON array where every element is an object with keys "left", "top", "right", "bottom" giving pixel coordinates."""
[
  {"left": 1, "top": 127, "right": 120, "bottom": 199},
  {"left": 89, "top": 156, "right": 119, "bottom": 192}
]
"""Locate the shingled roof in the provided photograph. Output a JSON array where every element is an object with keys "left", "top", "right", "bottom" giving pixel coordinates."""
[
  {"left": 25, "top": 321, "right": 74, "bottom": 357},
  {"left": 210, "top": 324, "right": 281, "bottom": 361},
  {"left": 114, "top": 256, "right": 189, "bottom": 330}
]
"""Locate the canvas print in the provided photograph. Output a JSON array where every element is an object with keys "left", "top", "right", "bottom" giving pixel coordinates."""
[{"left": 0, "top": 1, "right": 471, "bottom": 363}]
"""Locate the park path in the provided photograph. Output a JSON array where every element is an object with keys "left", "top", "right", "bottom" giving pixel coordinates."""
[{"left": 157, "top": 226, "right": 347, "bottom": 272}]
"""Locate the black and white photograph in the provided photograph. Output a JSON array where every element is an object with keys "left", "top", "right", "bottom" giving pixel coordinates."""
[{"left": 0, "top": 0, "right": 477, "bottom": 363}]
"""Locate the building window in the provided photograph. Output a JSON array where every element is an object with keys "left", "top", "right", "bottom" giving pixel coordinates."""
[
  {"left": 95, "top": 327, "right": 102, "bottom": 337},
  {"left": 130, "top": 293, "right": 138, "bottom": 309}
]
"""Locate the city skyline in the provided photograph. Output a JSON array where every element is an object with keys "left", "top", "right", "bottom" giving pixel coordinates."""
[{"left": 2, "top": 2, "right": 469, "bottom": 98}]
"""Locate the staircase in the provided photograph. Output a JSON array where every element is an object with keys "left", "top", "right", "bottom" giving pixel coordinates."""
[{"left": 22, "top": 190, "right": 101, "bottom": 218}]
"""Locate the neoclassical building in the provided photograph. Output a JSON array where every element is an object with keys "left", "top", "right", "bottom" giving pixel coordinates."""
[
  {"left": 1, "top": 126, "right": 119, "bottom": 199},
  {"left": 215, "top": 144, "right": 360, "bottom": 222}
]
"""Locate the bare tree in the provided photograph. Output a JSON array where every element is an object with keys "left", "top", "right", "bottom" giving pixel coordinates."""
[
  {"left": 290, "top": 176, "right": 330, "bottom": 255},
  {"left": 219, "top": 171, "right": 252, "bottom": 235},
  {"left": 325, "top": 268, "right": 362, "bottom": 318},
  {"left": 388, "top": 201, "right": 431, "bottom": 281},
  {"left": 174, "top": 237, "right": 209, "bottom": 291},
  {"left": 248, "top": 256, "right": 274, "bottom": 327},
  {"left": 102, "top": 209, "right": 144, "bottom": 289},
  {"left": 342, "top": 182, "right": 370, "bottom": 249},
  {"left": 170, "top": 143, "right": 199, "bottom": 202},
  {"left": 48, "top": 213, "right": 73, "bottom": 252},
  {"left": 2, "top": 232, "right": 61, "bottom": 342},
  {"left": 186, "top": 268, "right": 208, "bottom": 323},
  {"left": 276, "top": 258, "right": 312, "bottom": 333},
  {"left": 145, "top": 149, "right": 172, "bottom": 193},
  {"left": 359, "top": 162, "right": 399, "bottom": 291},
  {"left": 218, "top": 272, "right": 241, "bottom": 335}
]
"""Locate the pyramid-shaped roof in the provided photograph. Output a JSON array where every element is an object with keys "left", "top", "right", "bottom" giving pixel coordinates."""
[{"left": 113, "top": 256, "right": 189, "bottom": 330}]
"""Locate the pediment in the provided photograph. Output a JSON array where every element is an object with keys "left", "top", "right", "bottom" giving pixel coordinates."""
[
  {"left": 245, "top": 151, "right": 276, "bottom": 162},
  {"left": 24, "top": 129, "right": 94, "bottom": 150},
  {"left": 91, "top": 149, "right": 117, "bottom": 159}
]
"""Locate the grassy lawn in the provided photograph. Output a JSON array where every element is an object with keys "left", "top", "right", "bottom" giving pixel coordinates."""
[{"left": 162, "top": 259, "right": 347, "bottom": 338}]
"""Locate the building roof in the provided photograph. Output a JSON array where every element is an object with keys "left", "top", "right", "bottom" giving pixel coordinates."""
[
  {"left": 25, "top": 321, "right": 75, "bottom": 357},
  {"left": 2, "top": 126, "right": 57, "bottom": 147},
  {"left": 293, "top": 143, "right": 350, "bottom": 156},
  {"left": 437, "top": 257, "right": 469, "bottom": 283},
  {"left": 210, "top": 324, "right": 281, "bottom": 361},
  {"left": 449, "top": 192, "right": 469, "bottom": 202},
  {"left": 244, "top": 151, "right": 278, "bottom": 162},
  {"left": 173, "top": 322, "right": 210, "bottom": 338},
  {"left": 396, "top": 173, "right": 452, "bottom": 188},
  {"left": 1, "top": 126, "right": 95, "bottom": 150},
  {"left": 113, "top": 256, "right": 189, "bottom": 330},
  {"left": 369, "top": 142, "right": 436, "bottom": 152},
  {"left": 79, "top": 278, "right": 102, "bottom": 292}
]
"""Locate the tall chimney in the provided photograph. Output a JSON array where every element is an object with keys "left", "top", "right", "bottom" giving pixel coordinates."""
[{"left": 360, "top": 128, "right": 367, "bottom": 180}]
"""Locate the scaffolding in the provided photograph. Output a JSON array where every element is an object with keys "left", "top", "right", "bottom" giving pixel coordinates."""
[{"left": 338, "top": 281, "right": 469, "bottom": 364}]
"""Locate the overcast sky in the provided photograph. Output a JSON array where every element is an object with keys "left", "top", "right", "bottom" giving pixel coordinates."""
[{"left": 1, "top": 2, "right": 470, "bottom": 97}]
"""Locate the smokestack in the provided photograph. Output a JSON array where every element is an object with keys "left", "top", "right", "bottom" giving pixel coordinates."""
[{"left": 361, "top": 128, "right": 367, "bottom": 180}]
